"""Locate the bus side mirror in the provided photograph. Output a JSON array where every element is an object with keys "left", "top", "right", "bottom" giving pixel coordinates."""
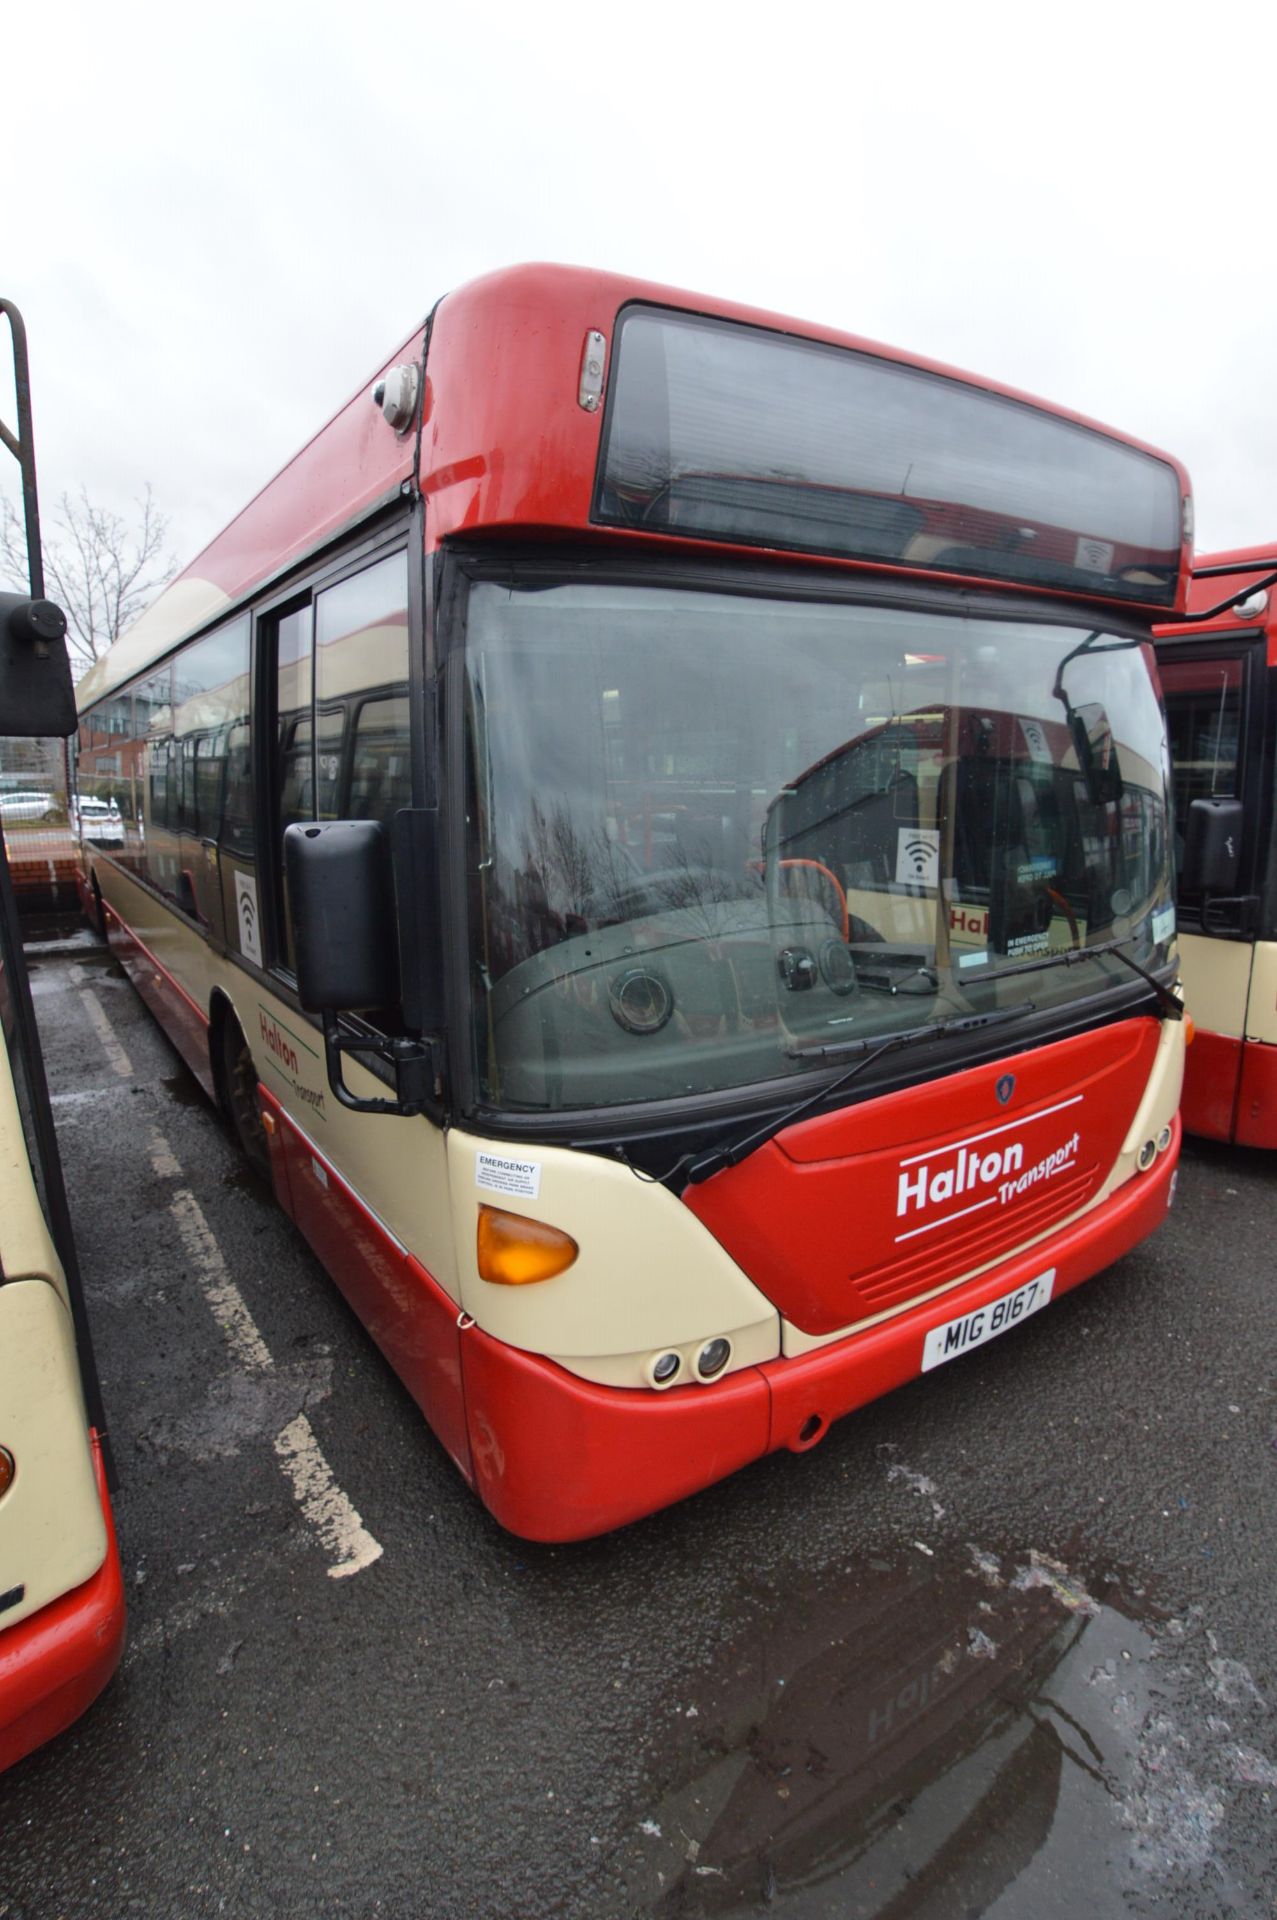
[
  {"left": 285, "top": 819, "right": 399, "bottom": 1013},
  {"left": 0, "top": 593, "right": 75, "bottom": 737},
  {"left": 284, "top": 820, "right": 442, "bottom": 1118},
  {"left": 1180, "top": 796, "right": 1243, "bottom": 894}
]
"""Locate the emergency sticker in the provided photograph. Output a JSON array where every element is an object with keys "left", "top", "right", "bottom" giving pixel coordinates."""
[{"left": 476, "top": 1152, "right": 542, "bottom": 1200}]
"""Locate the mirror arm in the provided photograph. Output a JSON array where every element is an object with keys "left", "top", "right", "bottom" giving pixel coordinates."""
[{"left": 320, "top": 1015, "right": 443, "bottom": 1117}]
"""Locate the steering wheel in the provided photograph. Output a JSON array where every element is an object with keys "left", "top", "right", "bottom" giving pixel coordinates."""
[
  {"left": 1039, "top": 884, "right": 1081, "bottom": 949},
  {"left": 614, "top": 867, "right": 746, "bottom": 916},
  {"left": 751, "top": 858, "right": 850, "bottom": 940}
]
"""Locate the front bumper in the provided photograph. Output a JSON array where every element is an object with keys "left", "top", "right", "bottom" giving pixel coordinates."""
[
  {"left": 0, "top": 1435, "right": 126, "bottom": 1774},
  {"left": 461, "top": 1120, "right": 1180, "bottom": 1541}
]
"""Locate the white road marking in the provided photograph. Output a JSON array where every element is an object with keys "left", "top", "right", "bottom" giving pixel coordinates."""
[
  {"left": 171, "top": 1189, "right": 275, "bottom": 1375},
  {"left": 148, "top": 1126, "right": 182, "bottom": 1179},
  {"left": 169, "top": 1183, "right": 383, "bottom": 1579},
  {"left": 274, "top": 1415, "right": 384, "bottom": 1579},
  {"left": 77, "top": 986, "right": 134, "bottom": 1077},
  {"left": 61, "top": 964, "right": 382, "bottom": 1585}
]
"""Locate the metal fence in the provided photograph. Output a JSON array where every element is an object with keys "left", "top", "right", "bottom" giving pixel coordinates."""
[{"left": 0, "top": 739, "right": 81, "bottom": 911}]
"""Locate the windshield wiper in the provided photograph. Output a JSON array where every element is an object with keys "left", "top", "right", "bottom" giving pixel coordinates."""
[
  {"left": 962, "top": 938, "right": 1183, "bottom": 1019},
  {"left": 685, "top": 1002, "right": 1036, "bottom": 1186}
]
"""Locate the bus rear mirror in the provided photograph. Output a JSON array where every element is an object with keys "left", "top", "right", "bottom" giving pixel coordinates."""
[
  {"left": 0, "top": 593, "right": 75, "bottom": 737},
  {"left": 285, "top": 819, "right": 399, "bottom": 1013},
  {"left": 1180, "top": 796, "right": 1243, "bottom": 894}
]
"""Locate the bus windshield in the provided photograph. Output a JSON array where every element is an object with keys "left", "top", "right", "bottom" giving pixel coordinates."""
[{"left": 462, "top": 580, "right": 1175, "bottom": 1113}]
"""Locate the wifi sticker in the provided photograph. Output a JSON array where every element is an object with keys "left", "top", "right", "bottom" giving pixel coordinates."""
[
  {"left": 895, "top": 828, "right": 940, "bottom": 889},
  {"left": 235, "top": 871, "right": 263, "bottom": 967}
]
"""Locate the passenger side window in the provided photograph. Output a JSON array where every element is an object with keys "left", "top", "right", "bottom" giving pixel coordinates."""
[
  {"left": 270, "top": 551, "right": 411, "bottom": 977},
  {"left": 315, "top": 553, "right": 411, "bottom": 830},
  {"left": 173, "top": 619, "right": 250, "bottom": 845},
  {"left": 349, "top": 695, "right": 412, "bottom": 824}
]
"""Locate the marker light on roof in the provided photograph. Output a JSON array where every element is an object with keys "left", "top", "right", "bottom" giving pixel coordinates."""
[{"left": 578, "top": 330, "right": 607, "bottom": 413}]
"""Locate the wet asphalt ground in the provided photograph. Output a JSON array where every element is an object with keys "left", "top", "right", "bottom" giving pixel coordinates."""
[{"left": 2, "top": 927, "right": 1275, "bottom": 1919}]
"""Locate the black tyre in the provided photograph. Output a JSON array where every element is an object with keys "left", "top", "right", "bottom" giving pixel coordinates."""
[{"left": 220, "top": 1013, "right": 270, "bottom": 1181}]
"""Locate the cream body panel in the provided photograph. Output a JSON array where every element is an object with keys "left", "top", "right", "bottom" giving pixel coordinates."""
[
  {"left": 121, "top": 864, "right": 225, "bottom": 1044},
  {"left": 92, "top": 858, "right": 460, "bottom": 1301},
  {"left": 1244, "top": 940, "right": 1277, "bottom": 1046},
  {"left": 1177, "top": 930, "right": 1253, "bottom": 1041},
  {"left": 447, "top": 1130, "right": 780, "bottom": 1385},
  {"left": 248, "top": 1004, "right": 458, "bottom": 1303},
  {"left": 0, "top": 1031, "right": 67, "bottom": 1311},
  {"left": 782, "top": 1014, "right": 1184, "bottom": 1359},
  {"left": 1053, "top": 1006, "right": 1180, "bottom": 1206},
  {"left": 0, "top": 1280, "right": 106, "bottom": 1630}
]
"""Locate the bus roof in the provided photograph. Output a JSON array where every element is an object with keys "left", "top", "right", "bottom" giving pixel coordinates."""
[{"left": 79, "top": 263, "right": 1191, "bottom": 713}]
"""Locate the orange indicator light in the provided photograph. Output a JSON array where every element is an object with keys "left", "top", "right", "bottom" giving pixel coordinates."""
[
  {"left": 1184, "top": 1014, "right": 1195, "bottom": 1046},
  {"left": 477, "top": 1206, "right": 579, "bottom": 1286}
]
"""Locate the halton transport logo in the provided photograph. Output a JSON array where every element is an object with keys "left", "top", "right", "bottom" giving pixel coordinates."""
[
  {"left": 894, "top": 1096, "right": 1084, "bottom": 1242},
  {"left": 258, "top": 1007, "right": 327, "bottom": 1119}
]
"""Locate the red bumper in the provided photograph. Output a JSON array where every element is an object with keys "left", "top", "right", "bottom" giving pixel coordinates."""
[
  {"left": 1180, "top": 1029, "right": 1277, "bottom": 1148},
  {"left": 0, "top": 1435, "right": 126, "bottom": 1774},
  {"left": 463, "top": 1125, "right": 1180, "bottom": 1541}
]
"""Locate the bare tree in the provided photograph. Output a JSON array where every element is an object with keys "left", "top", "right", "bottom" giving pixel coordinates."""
[{"left": 1, "top": 484, "right": 178, "bottom": 673}]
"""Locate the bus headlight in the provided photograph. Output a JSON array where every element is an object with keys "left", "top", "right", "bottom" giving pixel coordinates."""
[
  {"left": 0, "top": 1447, "right": 14, "bottom": 1499},
  {"left": 697, "top": 1338, "right": 732, "bottom": 1379}
]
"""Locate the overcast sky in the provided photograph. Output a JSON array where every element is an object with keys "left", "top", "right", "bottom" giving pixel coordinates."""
[{"left": 5, "top": 0, "right": 1276, "bottom": 591}]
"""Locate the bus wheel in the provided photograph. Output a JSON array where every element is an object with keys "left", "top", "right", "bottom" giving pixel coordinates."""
[{"left": 220, "top": 1015, "right": 271, "bottom": 1182}]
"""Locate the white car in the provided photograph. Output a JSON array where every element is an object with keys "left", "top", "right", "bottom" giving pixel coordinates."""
[
  {"left": 70, "top": 795, "right": 125, "bottom": 847},
  {"left": 0, "top": 789, "right": 59, "bottom": 822}
]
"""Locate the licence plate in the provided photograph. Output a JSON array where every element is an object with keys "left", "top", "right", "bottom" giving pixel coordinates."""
[{"left": 921, "top": 1269, "right": 1055, "bottom": 1372}]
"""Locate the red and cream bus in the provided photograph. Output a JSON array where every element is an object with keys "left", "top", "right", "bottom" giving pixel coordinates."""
[
  {"left": 1155, "top": 546, "right": 1277, "bottom": 1145},
  {"left": 0, "top": 789, "right": 124, "bottom": 1772},
  {"left": 76, "top": 265, "right": 1189, "bottom": 1540},
  {"left": 1, "top": 295, "right": 124, "bottom": 1766}
]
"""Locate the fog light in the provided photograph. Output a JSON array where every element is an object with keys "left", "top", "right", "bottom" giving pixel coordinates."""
[
  {"left": 651, "top": 1352, "right": 681, "bottom": 1386},
  {"left": 476, "top": 1206, "right": 579, "bottom": 1285},
  {"left": 697, "top": 1338, "right": 731, "bottom": 1379},
  {"left": 1157, "top": 1125, "right": 1172, "bottom": 1153},
  {"left": 1137, "top": 1139, "right": 1157, "bottom": 1171},
  {"left": 0, "top": 1447, "right": 14, "bottom": 1499}
]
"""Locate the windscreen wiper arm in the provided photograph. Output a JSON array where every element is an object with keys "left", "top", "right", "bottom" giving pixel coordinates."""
[
  {"left": 963, "top": 938, "right": 1183, "bottom": 1019},
  {"left": 685, "top": 1002, "right": 1035, "bottom": 1186}
]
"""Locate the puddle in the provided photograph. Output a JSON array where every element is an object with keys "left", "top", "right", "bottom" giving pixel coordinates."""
[
  {"left": 221, "top": 1160, "right": 273, "bottom": 1204},
  {"left": 625, "top": 1546, "right": 1266, "bottom": 1917},
  {"left": 162, "top": 1069, "right": 207, "bottom": 1110}
]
